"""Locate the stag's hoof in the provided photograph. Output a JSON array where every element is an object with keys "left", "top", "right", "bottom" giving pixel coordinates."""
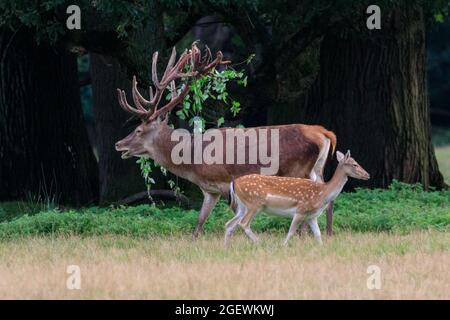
[{"left": 192, "top": 229, "right": 204, "bottom": 241}]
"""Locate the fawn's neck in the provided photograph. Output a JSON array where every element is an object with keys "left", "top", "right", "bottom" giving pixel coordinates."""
[{"left": 323, "top": 165, "right": 348, "bottom": 203}]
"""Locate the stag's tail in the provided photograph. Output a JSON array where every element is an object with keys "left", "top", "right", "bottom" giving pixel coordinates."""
[{"left": 317, "top": 126, "right": 337, "bottom": 156}]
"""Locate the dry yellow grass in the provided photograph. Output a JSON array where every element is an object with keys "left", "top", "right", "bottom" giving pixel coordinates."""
[{"left": 0, "top": 231, "right": 448, "bottom": 299}]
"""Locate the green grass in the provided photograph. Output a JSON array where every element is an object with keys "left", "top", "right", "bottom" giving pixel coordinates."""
[{"left": 0, "top": 181, "right": 448, "bottom": 239}]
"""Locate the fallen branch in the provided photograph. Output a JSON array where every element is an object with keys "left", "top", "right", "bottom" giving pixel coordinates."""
[{"left": 115, "top": 190, "right": 191, "bottom": 208}]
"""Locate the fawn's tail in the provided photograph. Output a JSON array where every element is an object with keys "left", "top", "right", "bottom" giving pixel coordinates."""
[{"left": 228, "top": 180, "right": 237, "bottom": 211}]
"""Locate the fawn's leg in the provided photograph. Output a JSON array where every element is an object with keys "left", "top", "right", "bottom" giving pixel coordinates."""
[
  {"left": 307, "top": 217, "right": 323, "bottom": 245},
  {"left": 305, "top": 149, "right": 326, "bottom": 238},
  {"left": 193, "top": 191, "right": 220, "bottom": 240},
  {"left": 238, "top": 207, "right": 259, "bottom": 243},
  {"left": 284, "top": 213, "right": 305, "bottom": 245},
  {"left": 326, "top": 201, "right": 334, "bottom": 236},
  {"left": 224, "top": 206, "right": 245, "bottom": 246}
]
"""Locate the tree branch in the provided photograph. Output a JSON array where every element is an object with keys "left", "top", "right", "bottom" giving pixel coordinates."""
[{"left": 115, "top": 190, "right": 191, "bottom": 208}]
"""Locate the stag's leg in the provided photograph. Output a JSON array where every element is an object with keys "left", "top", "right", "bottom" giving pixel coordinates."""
[
  {"left": 284, "top": 213, "right": 305, "bottom": 245},
  {"left": 308, "top": 217, "right": 323, "bottom": 245},
  {"left": 326, "top": 201, "right": 334, "bottom": 236},
  {"left": 298, "top": 222, "right": 309, "bottom": 238},
  {"left": 193, "top": 191, "right": 220, "bottom": 240}
]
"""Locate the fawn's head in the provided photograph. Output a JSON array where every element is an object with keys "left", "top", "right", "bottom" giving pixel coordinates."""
[
  {"left": 336, "top": 150, "right": 370, "bottom": 180},
  {"left": 115, "top": 42, "right": 229, "bottom": 160}
]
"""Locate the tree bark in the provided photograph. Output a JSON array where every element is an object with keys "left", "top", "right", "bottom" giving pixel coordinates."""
[
  {"left": 90, "top": 1, "right": 168, "bottom": 204},
  {"left": 298, "top": 6, "right": 444, "bottom": 189},
  {"left": 0, "top": 29, "right": 98, "bottom": 205},
  {"left": 90, "top": 54, "right": 145, "bottom": 203}
]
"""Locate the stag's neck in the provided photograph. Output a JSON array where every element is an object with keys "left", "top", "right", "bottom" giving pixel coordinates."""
[
  {"left": 323, "top": 165, "right": 348, "bottom": 204},
  {"left": 150, "top": 125, "right": 194, "bottom": 178},
  {"left": 152, "top": 126, "right": 178, "bottom": 165}
]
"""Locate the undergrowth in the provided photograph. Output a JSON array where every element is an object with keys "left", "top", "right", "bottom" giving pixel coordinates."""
[{"left": 0, "top": 181, "right": 448, "bottom": 239}]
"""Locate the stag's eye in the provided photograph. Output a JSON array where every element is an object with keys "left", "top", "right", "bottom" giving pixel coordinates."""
[{"left": 135, "top": 128, "right": 143, "bottom": 135}]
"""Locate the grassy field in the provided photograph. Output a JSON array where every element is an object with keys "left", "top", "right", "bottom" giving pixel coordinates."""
[{"left": 0, "top": 231, "right": 448, "bottom": 299}]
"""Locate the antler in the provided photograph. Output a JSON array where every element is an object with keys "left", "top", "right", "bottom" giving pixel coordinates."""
[
  {"left": 190, "top": 42, "right": 231, "bottom": 74},
  {"left": 117, "top": 42, "right": 230, "bottom": 121}
]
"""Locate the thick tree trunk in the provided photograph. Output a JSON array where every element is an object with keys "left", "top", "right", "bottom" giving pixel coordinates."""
[
  {"left": 90, "top": 54, "right": 145, "bottom": 203},
  {"left": 0, "top": 30, "right": 98, "bottom": 205},
  {"left": 242, "top": 72, "right": 276, "bottom": 127},
  {"left": 298, "top": 7, "right": 444, "bottom": 189},
  {"left": 90, "top": 2, "right": 167, "bottom": 204}
]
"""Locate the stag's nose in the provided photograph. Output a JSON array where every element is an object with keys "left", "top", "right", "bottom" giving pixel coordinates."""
[{"left": 115, "top": 142, "right": 121, "bottom": 150}]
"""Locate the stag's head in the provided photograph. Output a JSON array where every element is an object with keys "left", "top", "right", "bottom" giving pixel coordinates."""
[
  {"left": 115, "top": 118, "right": 165, "bottom": 159},
  {"left": 336, "top": 150, "right": 370, "bottom": 180},
  {"left": 115, "top": 42, "right": 229, "bottom": 159}
]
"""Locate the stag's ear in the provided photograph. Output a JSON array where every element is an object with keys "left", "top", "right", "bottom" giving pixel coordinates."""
[
  {"left": 336, "top": 151, "right": 345, "bottom": 162},
  {"left": 151, "top": 116, "right": 161, "bottom": 124},
  {"left": 162, "top": 113, "right": 169, "bottom": 124}
]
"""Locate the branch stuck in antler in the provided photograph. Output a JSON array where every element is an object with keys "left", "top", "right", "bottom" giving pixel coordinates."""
[{"left": 117, "top": 42, "right": 230, "bottom": 121}]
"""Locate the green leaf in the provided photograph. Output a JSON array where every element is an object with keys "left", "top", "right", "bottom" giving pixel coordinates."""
[
  {"left": 434, "top": 13, "right": 445, "bottom": 23},
  {"left": 176, "top": 110, "right": 186, "bottom": 120}
]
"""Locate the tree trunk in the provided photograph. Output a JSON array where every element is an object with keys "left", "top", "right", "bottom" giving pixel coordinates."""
[
  {"left": 298, "top": 6, "right": 444, "bottom": 189},
  {"left": 242, "top": 72, "right": 276, "bottom": 127},
  {"left": 90, "top": 54, "right": 145, "bottom": 203},
  {"left": 0, "top": 30, "right": 98, "bottom": 205},
  {"left": 90, "top": 2, "right": 168, "bottom": 204}
]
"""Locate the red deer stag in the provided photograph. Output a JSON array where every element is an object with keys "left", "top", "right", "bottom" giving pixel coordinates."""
[{"left": 115, "top": 42, "right": 337, "bottom": 239}]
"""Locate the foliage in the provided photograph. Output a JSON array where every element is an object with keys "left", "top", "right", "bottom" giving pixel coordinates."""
[
  {"left": 2, "top": 1, "right": 449, "bottom": 53},
  {"left": 0, "top": 181, "right": 448, "bottom": 239},
  {"left": 429, "top": 0, "right": 450, "bottom": 22},
  {"left": 176, "top": 68, "right": 247, "bottom": 128},
  {"left": 0, "top": 0, "right": 152, "bottom": 43}
]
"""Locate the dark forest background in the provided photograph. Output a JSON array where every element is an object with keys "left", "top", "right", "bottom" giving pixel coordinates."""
[{"left": 1, "top": 0, "right": 449, "bottom": 206}]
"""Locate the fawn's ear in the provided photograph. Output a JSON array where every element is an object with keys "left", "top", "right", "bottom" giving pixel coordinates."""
[
  {"left": 345, "top": 150, "right": 351, "bottom": 160},
  {"left": 336, "top": 151, "right": 345, "bottom": 162}
]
